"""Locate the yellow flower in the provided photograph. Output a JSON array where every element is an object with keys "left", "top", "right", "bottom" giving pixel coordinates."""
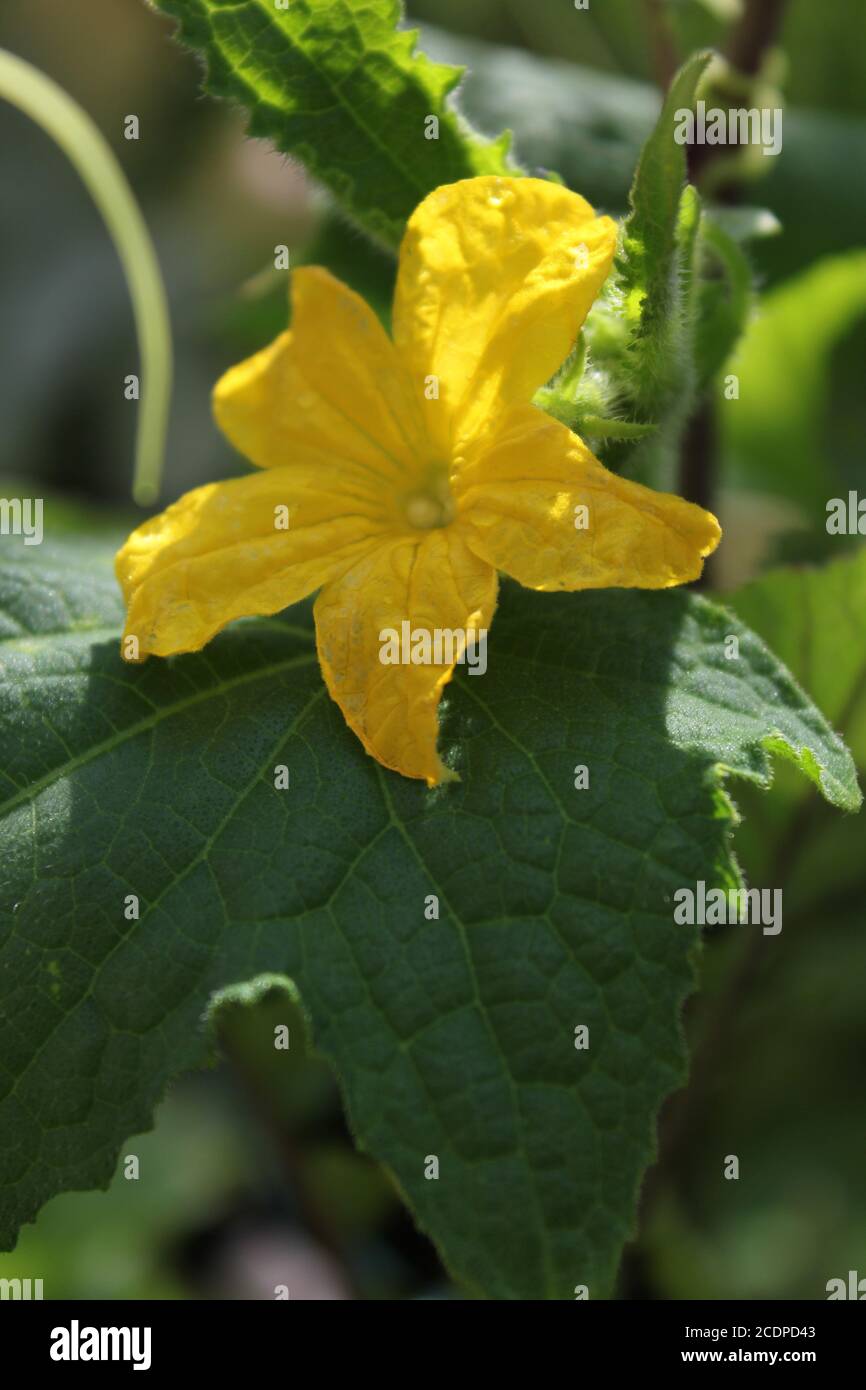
[{"left": 116, "top": 176, "right": 721, "bottom": 785}]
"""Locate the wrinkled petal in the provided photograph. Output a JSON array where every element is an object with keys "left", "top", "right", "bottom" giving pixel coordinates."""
[
  {"left": 455, "top": 405, "right": 721, "bottom": 590},
  {"left": 214, "top": 266, "right": 425, "bottom": 490},
  {"left": 314, "top": 529, "right": 498, "bottom": 785},
  {"left": 117, "top": 469, "right": 385, "bottom": 657},
  {"left": 392, "top": 176, "right": 617, "bottom": 458}
]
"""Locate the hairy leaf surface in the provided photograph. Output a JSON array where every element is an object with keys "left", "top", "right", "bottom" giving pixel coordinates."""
[
  {"left": 0, "top": 538, "right": 858, "bottom": 1296},
  {"left": 151, "top": 0, "right": 515, "bottom": 246}
]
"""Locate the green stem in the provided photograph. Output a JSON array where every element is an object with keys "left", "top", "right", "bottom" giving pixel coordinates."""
[{"left": 0, "top": 49, "right": 172, "bottom": 505}]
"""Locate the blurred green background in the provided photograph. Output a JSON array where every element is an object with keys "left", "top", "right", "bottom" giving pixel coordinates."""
[{"left": 0, "top": 0, "right": 864, "bottom": 1298}]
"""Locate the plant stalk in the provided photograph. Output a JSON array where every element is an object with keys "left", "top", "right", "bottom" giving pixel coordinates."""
[{"left": 0, "top": 48, "right": 172, "bottom": 505}]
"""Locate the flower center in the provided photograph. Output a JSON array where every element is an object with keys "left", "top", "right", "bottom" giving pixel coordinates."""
[{"left": 402, "top": 469, "right": 455, "bottom": 531}]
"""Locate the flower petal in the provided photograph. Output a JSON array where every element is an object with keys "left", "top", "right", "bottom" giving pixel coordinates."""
[
  {"left": 116, "top": 469, "right": 385, "bottom": 657},
  {"left": 455, "top": 405, "right": 721, "bottom": 590},
  {"left": 314, "top": 529, "right": 498, "bottom": 785},
  {"left": 392, "top": 176, "right": 617, "bottom": 456},
  {"left": 213, "top": 266, "right": 424, "bottom": 489}
]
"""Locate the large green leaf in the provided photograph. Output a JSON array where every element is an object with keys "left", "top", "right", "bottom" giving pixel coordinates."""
[
  {"left": 726, "top": 548, "right": 866, "bottom": 914},
  {"left": 149, "top": 0, "right": 515, "bottom": 247},
  {"left": 0, "top": 538, "right": 858, "bottom": 1298}
]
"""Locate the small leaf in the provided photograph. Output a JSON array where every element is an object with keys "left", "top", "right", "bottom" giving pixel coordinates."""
[
  {"left": 584, "top": 53, "right": 713, "bottom": 482},
  {"left": 0, "top": 538, "right": 858, "bottom": 1297},
  {"left": 720, "top": 249, "right": 866, "bottom": 523},
  {"left": 150, "top": 0, "right": 517, "bottom": 247},
  {"left": 618, "top": 50, "right": 712, "bottom": 353}
]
